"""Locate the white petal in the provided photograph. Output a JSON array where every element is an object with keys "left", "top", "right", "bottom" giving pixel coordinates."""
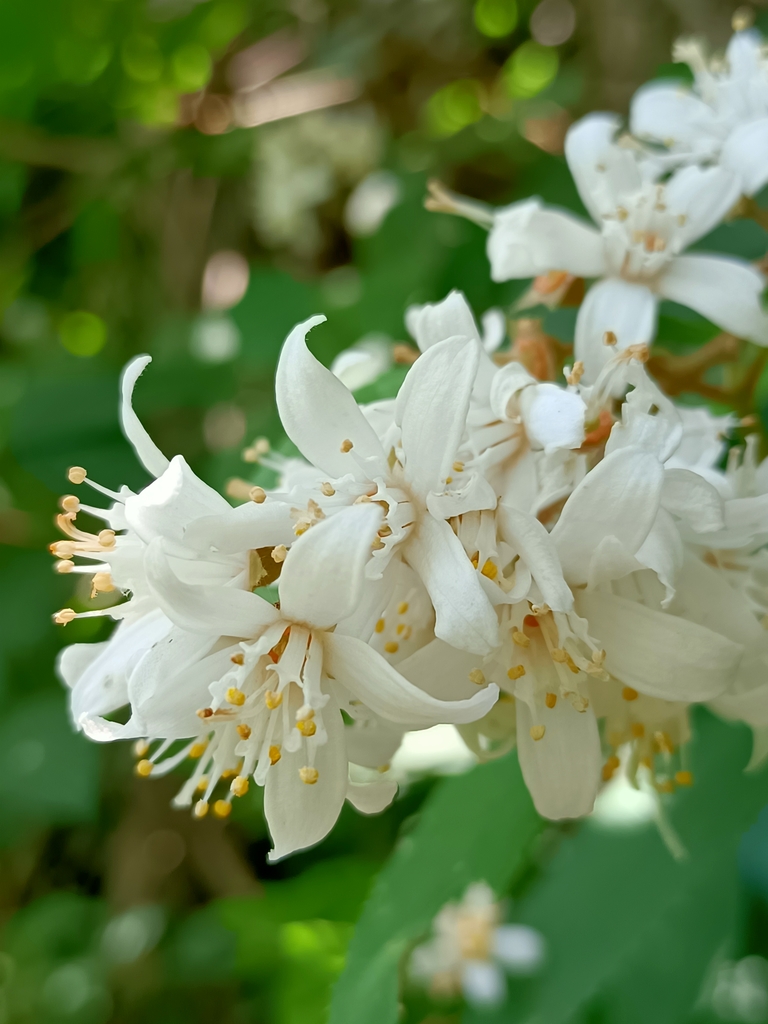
[
  {"left": 119, "top": 356, "right": 169, "bottom": 479},
  {"left": 481, "top": 308, "right": 507, "bottom": 353},
  {"left": 346, "top": 779, "right": 398, "bottom": 814},
  {"left": 661, "top": 468, "right": 725, "bottom": 533},
  {"left": 489, "top": 361, "right": 536, "bottom": 419},
  {"left": 574, "top": 278, "right": 658, "bottom": 383},
  {"left": 664, "top": 165, "right": 742, "bottom": 247},
  {"left": 144, "top": 537, "right": 280, "bottom": 637},
  {"left": 721, "top": 118, "right": 768, "bottom": 196},
  {"left": 275, "top": 315, "right": 386, "bottom": 479},
  {"left": 634, "top": 507, "right": 684, "bottom": 607},
  {"left": 345, "top": 717, "right": 404, "bottom": 767},
  {"left": 461, "top": 961, "right": 506, "bottom": 1007},
  {"left": 659, "top": 254, "right": 768, "bottom": 345},
  {"left": 496, "top": 503, "right": 573, "bottom": 612},
  {"left": 397, "top": 637, "right": 486, "bottom": 702},
  {"left": 519, "top": 383, "right": 586, "bottom": 452},
  {"left": 487, "top": 199, "right": 605, "bottom": 281},
  {"left": 493, "top": 925, "right": 545, "bottom": 972},
  {"left": 331, "top": 336, "right": 392, "bottom": 391},
  {"left": 123, "top": 455, "right": 230, "bottom": 545},
  {"left": 397, "top": 336, "right": 480, "bottom": 498},
  {"left": 279, "top": 504, "right": 382, "bottom": 629},
  {"left": 406, "top": 516, "right": 499, "bottom": 655},
  {"left": 265, "top": 696, "right": 348, "bottom": 861},
  {"left": 183, "top": 499, "right": 296, "bottom": 554},
  {"left": 324, "top": 632, "right": 499, "bottom": 727},
  {"left": 550, "top": 447, "right": 664, "bottom": 586},
  {"left": 516, "top": 697, "right": 601, "bottom": 819},
  {"left": 58, "top": 642, "right": 109, "bottom": 690},
  {"left": 630, "top": 81, "right": 717, "bottom": 149},
  {"left": 405, "top": 290, "right": 481, "bottom": 351},
  {"left": 425, "top": 472, "right": 497, "bottom": 521},
  {"left": 564, "top": 113, "right": 642, "bottom": 221},
  {"left": 576, "top": 589, "right": 742, "bottom": 700}
]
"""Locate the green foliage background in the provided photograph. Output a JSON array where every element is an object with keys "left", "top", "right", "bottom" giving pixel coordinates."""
[{"left": 3, "top": 0, "right": 768, "bottom": 1022}]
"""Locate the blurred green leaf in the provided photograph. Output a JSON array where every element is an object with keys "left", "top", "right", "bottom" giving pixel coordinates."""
[{"left": 329, "top": 755, "right": 541, "bottom": 1024}]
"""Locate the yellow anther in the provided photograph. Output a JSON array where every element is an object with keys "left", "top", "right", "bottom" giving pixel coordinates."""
[
  {"left": 480, "top": 559, "right": 497, "bottom": 580},
  {"left": 733, "top": 6, "right": 754, "bottom": 31},
  {"left": 675, "top": 770, "right": 693, "bottom": 787},
  {"left": 231, "top": 775, "right": 249, "bottom": 797},
  {"left": 592, "top": 649, "right": 606, "bottom": 666},
  {"left": 299, "top": 766, "right": 319, "bottom": 784},
  {"left": 61, "top": 495, "right": 80, "bottom": 513},
  {"left": 320, "top": 482, "right": 335, "bottom": 496},
  {"left": 271, "top": 545, "right": 287, "bottom": 563},
  {"left": 507, "top": 665, "right": 525, "bottom": 680},
  {"left": 468, "top": 669, "right": 485, "bottom": 685},
  {"left": 221, "top": 768, "right": 236, "bottom": 779},
  {"left": 340, "top": 438, "right": 353, "bottom": 453},
  {"left": 269, "top": 745, "right": 282, "bottom": 765},
  {"left": 196, "top": 776, "right": 209, "bottom": 791},
  {"left": 193, "top": 800, "right": 209, "bottom": 818},
  {"left": 656, "top": 779, "right": 675, "bottom": 795},
  {"left": 196, "top": 707, "right": 213, "bottom": 719},
  {"left": 602, "top": 763, "right": 615, "bottom": 782},
  {"left": 445, "top": 477, "right": 452, "bottom": 485},
  {"left": 91, "top": 572, "right": 115, "bottom": 596},
  {"left": 135, "top": 759, "right": 153, "bottom": 777},
  {"left": 226, "top": 687, "right": 246, "bottom": 707},
  {"left": 375, "top": 618, "right": 386, "bottom": 633},
  {"left": 294, "top": 521, "right": 311, "bottom": 536},
  {"left": 189, "top": 742, "right": 208, "bottom": 759},
  {"left": 265, "top": 690, "right": 282, "bottom": 710},
  {"left": 237, "top": 723, "right": 252, "bottom": 740},
  {"left": 55, "top": 559, "right": 74, "bottom": 574},
  {"left": 230, "top": 652, "right": 245, "bottom": 665},
  {"left": 566, "top": 361, "right": 584, "bottom": 386},
  {"left": 603, "top": 330, "right": 617, "bottom": 347},
  {"left": 297, "top": 718, "right": 317, "bottom": 737},
  {"left": 133, "top": 739, "right": 150, "bottom": 758},
  {"left": 242, "top": 437, "right": 270, "bottom": 462},
  {"left": 213, "top": 799, "right": 232, "bottom": 819},
  {"left": 397, "top": 601, "right": 409, "bottom": 615},
  {"left": 67, "top": 466, "right": 87, "bottom": 485},
  {"left": 512, "top": 630, "right": 530, "bottom": 648},
  {"left": 396, "top": 623, "right": 407, "bottom": 636},
  {"left": 529, "top": 725, "right": 546, "bottom": 742},
  {"left": 50, "top": 541, "right": 77, "bottom": 558},
  {"left": 98, "top": 529, "right": 116, "bottom": 548},
  {"left": 545, "top": 692, "right": 557, "bottom": 709},
  {"left": 296, "top": 705, "right": 315, "bottom": 721},
  {"left": 630, "top": 722, "right": 645, "bottom": 739},
  {"left": 470, "top": 554, "right": 479, "bottom": 569},
  {"left": 605, "top": 754, "right": 620, "bottom": 771},
  {"left": 54, "top": 608, "right": 76, "bottom": 625},
  {"left": 384, "top": 641, "right": 399, "bottom": 654},
  {"left": 452, "top": 461, "right": 464, "bottom": 473},
  {"left": 565, "top": 653, "right": 580, "bottom": 675},
  {"left": 551, "top": 648, "right": 567, "bottom": 663},
  {"left": 640, "top": 755, "right": 653, "bottom": 770},
  {"left": 622, "top": 686, "right": 639, "bottom": 702},
  {"left": 249, "top": 486, "right": 267, "bottom": 503}
]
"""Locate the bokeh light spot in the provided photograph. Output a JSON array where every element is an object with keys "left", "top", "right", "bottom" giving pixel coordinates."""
[
  {"left": 172, "top": 43, "right": 212, "bottom": 93},
  {"left": 530, "top": 0, "right": 576, "bottom": 46},
  {"left": 426, "top": 79, "right": 484, "bottom": 137},
  {"left": 474, "top": 0, "right": 518, "bottom": 38},
  {"left": 503, "top": 41, "right": 559, "bottom": 98},
  {"left": 122, "top": 35, "right": 163, "bottom": 84},
  {"left": 59, "top": 312, "right": 107, "bottom": 358}
]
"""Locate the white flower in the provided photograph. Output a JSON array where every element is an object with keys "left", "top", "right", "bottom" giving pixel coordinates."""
[
  {"left": 631, "top": 29, "right": 768, "bottom": 197},
  {"left": 330, "top": 333, "right": 393, "bottom": 391},
  {"left": 485, "top": 113, "right": 768, "bottom": 382},
  {"left": 410, "top": 882, "right": 544, "bottom": 1007},
  {"left": 133, "top": 504, "right": 499, "bottom": 860}
]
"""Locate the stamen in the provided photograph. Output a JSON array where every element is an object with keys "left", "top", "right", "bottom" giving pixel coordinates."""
[
  {"left": 340, "top": 439, "right": 353, "bottom": 453},
  {"left": 299, "top": 766, "right": 319, "bottom": 784},
  {"left": 468, "top": 669, "right": 485, "bottom": 685},
  {"left": 98, "top": 530, "right": 116, "bottom": 548},
  {"left": 545, "top": 692, "right": 557, "bottom": 708},
  {"left": 67, "top": 466, "right": 87, "bottom": 485},
  {"left": 55, "top": 560, "right": 74, "bottom": 574},
  {"left": 189, "top": 741, "right": 208, "bottom": 758},
  {"left": 231, "top": 652, "right": 245, "bottom": 665},
  {"left": 60, "top": 495, "right": 80, "bottom": 513},
  {"left": 231, "top": 775, "right": 249, "bottom": 797},
  {"left": 631, "top": 722, "right": 645, "bottom": 738},
  {"left": 271, "top": 545, "right": 287, "bottom": 563},
  {"left": 297, "top": 718, "right": 317, "bottom": 736},
  {"left": 321, "top": 482, "right": 335, "bottom": 496},
  {"left": 529, "top": 725, "right": 545, "bottom": 741},
  {"left": 675, "top": 770, "right": 693, "bottom": 786},
  {"left": 452, "top": 461, "right": 464, "bottom": 473},
  {"left": 265, "top": 690, "right": 282, "bottom": 709},
  {"left": 136, "top": 759, "right": 153, "bottom": 777},
  {"left": 133, "top": 740, "right": 150, "bottom": 758},
  {"left": 512, "top": 630, "right": 530, "bottom": 647},
  {"left": 507, "top": 665, "right": 525, "bottom": 680},
  {"left": 242, "top": 438, "right": 270, "bottom": 463},
  {"left": 213, "top": 800, "right": 232, "bottom": 818},
  {"left": 397, "top": 602, "right": 409, "bottom": 615},
  {"left": 622, "top": 686, "right": 639, "bottom": 702},
  {"left": 603, "top": 330, "right": 617, "bottom": 347},
  {"left": 53, "top": 608, "right": 76, "bottom": 625},
  {"left": 269, "top": 745, "right": 281, "bottom": 765},
  {"left": 566, "top": 361, "right": 584, "bottom": 386},
  {"left": 226, "top": 687, "right": 246, "bottom": 707},
  {"left": 237, "top": 724, "right": 252, "bottom": 740},
  {"left": 384, "top": 641, "right": 399, "bottom": 654},
  {"left": 197, "top": 707, "right": 214, "bottom": 719},
  {"left": 375, "top": 618, "right": 385, "bottom": 633},
  {"left": 480, "top": 559, "right": 497, "bottom": 580},
  {"left": 193, "top": 800, "right": 209, "bottom": 818},
  {"left": 250, "top": 486, "right": 267, "bottom": 504},
  {"left": 551, "top": 648, "right": 567, "bottom": 663}
]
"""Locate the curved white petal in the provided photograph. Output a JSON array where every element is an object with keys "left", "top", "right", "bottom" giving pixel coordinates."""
[
  {"left": 487, "top": 199, "right": 605, "bottom": 282},
  {"left": 661, "top": 468, "right": 725, "bottom": 533},
  {"left": 275, "top": 315, "right": 386, "bottom": 479},
  {"left": 493, "top": 925, "right": 545, "bottom": 973},
  {"left": 550, "top": 447, "right": 664, "bottom": 585},
  {"left": 405, "top": 290, "right": 482, "bottom": 351},
  {"left": 279, "top": 504, "right": 382, "bottom": 629},
  {"left": 519, "top": 383, "right": 586, "bottom": 452},
  {"left": 659, "top": 254, "right": 768, "bottom": 345},
  {"left": 721, "top": 118, "right": 768, "bottom": 196},
  {"left": 265, "top": 696, "right": 348, "bottom": 861},
  {"left": 564, "top": 113, "right": 643, "bottom": 220},
  {"left": 324, "top": 632, "right": 499, "bottom": 727},
  {"left": 634, "top": 507, "right": 684, "bottom": 607},
  {"left": 664, "top": 164, "right": 743, "bottom": 246},
  {"left": 461, "top": 961, "right": 506, "bottom": 1007},
  {"left": 119, "top": 356, "right": 170, "bottom": 479},
  {"left": 346, "top": 779, "right": 398, "bottom": 814},
  {"left": 123, "top": 455, "right": 231, "bottom": 545},
  {"left": 397, "top": 638, "right": 485, "bottom": 702},
  {"left": 489, "top": 361, "right": 536, "bottom": 419},
  {"left": 397, "top": 336, "right": 480, "bottom": 498},
  {"left": 496, "top": 503, "right": 573, "bottom": 612},
  {"left": 144, "top": 537, "right": 280, "bottom": 637},
  {"left": 345, "top": 717, "right": 404, "bottom": 767},
  {"left": 406, "top": 516, "right": 499, "bottom": 655},
  {"left": 630, "top": 80, "right": 717, "bottom": 149},
  {"left": 574, "top": 278, "right": 658, "bottom": 384},
  {"left": 516, "top": 697, "right": 600, "bottom": 820},
  {"left": 577, "top": 589, "right": 742, "bottom": 700},
  {"left": 183, "top": 499, "right": 297, "bottom": 554}
]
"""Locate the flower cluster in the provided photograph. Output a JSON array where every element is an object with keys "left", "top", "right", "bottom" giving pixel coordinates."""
[{"left": 51, "top": 20, "right": 768, "bottom": 861}]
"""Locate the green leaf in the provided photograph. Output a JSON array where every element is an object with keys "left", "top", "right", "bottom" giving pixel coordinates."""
[
  {"left": 329, "top": 755, "right": 541, "bottom": 1024},
  {"left": 500, "top": 712, "right": 768, "bottom": 1024}
]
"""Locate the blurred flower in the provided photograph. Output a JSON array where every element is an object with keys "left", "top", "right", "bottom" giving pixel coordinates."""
[
  {"left": 529, "top": 0, "right": 576, "bottom": 47},
  {"left": 203, "top": 402, "right": 247, "bottom": 451},
  {"left": 190, "top": 312, "right": 241, "bottom": 363},
  {"left": 410, "top": 882, "right": 544, "bottom": 1007},
  {"left": 344, "top": 170, "right": 401, "bottom": 237},
  {"left": 331, "top": 333, "right": 393, "bottom": 390},
  {"left": 201, "top": 251, "right": 250, "bottom": 310}
]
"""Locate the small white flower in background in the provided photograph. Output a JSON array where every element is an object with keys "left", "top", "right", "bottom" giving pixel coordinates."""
[
  {"left": 484, "top": 112, "right": 768, "bottom": 382},
  {"left": 410, "top": 882, "right": 544, "bottom": 1007},
  {"left": 330, "top": 332, "right": 393, "bottom": 391},
  {"left": 344, "top": 170, "right": 401, "bottom": 236},
  {"left": 631, "top": 26, "right": 768, "bottom": 198}
]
